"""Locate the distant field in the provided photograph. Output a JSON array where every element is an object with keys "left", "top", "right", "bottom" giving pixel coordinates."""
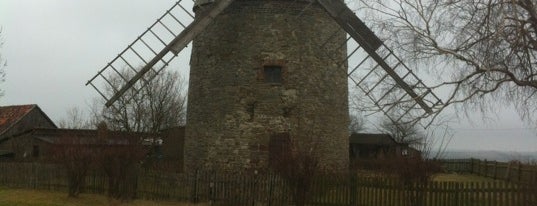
[{"left": 0, "top": 188, "right": 206, "bottom": 206}]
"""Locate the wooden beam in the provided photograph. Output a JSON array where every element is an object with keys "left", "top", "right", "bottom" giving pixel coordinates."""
[
  {"left": 317, "top": 0, "right": 382, "bottom": 51},
  {"left": 317, "top": 0, "right": 432, "bottom": 113},
  {"left": 170, "top": 0, "right": 235, "bottom": 54},
  {"left": 105, "top": 0, "right": 235, "bottom": 107}
]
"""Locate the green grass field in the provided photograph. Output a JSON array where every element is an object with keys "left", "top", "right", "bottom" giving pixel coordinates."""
[
  {"left": 433, "top": 173, "right": 501, "bottom": 182},
  {"left": 0, "top": 188, "right": 207, "bottom": 206}
]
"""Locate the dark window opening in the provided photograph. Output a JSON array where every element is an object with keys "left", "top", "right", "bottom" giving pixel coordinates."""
[
  {"left": 153, "top": 145, "right": 163, "bottom": 159},
  {"left": 264, "top": 66, "right": 282, "bottom": 84},
  {"left": 247, "top": 102, "right": 256, "bottom": 121},
  {"left": 282, "top": 107, "right": 292, "bottom": 117},
  {"left": 32, "top": 145, "right": 39, "bottom": 158},
  {"left": 269, "top": 132, "right": 291, "bottom": 167}
]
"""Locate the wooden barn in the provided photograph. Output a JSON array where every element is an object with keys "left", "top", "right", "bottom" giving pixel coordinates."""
[
  {"left": 0, "top": 104, "right": 57, "bottom": 159},
  {"left": 349, "top": 133, "right": 420, "bottom": 160}
]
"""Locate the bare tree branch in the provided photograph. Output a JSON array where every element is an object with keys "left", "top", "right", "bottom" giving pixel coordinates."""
[
  {"left": 0, "top": 27, "right": 6, "bottom": 98},
  {"left": 91, "top": 69, "right": 187, "bottom": 133},
  {"left": 58, "top": 106, "right": 92, "bottom": 129},
  {"left": 354, "top": 0, "right": 537, "bottom": 122}
]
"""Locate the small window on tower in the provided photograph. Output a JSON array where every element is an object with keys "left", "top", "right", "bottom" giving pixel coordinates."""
[
  {"left": 32, "top": 145, "right": 39, "bottom": 158},
  {"left": 264, "top": 66, "right": 282, "bottom": 84}
]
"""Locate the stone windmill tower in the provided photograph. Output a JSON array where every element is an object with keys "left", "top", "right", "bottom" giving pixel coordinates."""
[{"left": 87, "top": 0, "right": 443, "bottom": 171}]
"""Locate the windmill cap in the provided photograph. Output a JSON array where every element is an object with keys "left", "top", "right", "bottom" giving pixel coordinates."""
[
  {"left": 193, "top": 0, "right": 321, "bottom": 10},
  {"left": 194, "top": 0, "right": 214, "bottom": 9}
]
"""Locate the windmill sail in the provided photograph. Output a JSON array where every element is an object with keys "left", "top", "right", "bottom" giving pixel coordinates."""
[
  {"left": 87, "top": 0, "right": 443, "bottom": 126},
  {"left": 86, "top": 0, "right": 235, "bottom": 107},
  {"left": 316, "top": 0, "right": 444, "bottom": 125}
]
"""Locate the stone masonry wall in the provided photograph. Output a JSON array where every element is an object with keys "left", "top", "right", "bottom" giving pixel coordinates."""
[{"left": 185, "top": 0, "right": 349, "bottom": 171}]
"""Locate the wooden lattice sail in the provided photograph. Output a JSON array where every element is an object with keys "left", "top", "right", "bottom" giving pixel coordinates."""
[
  {"left": 316, "top": 0, "right": 444, "bottom": 126},
  {"left": 86, "top": 0, "right": 235, "bottom": 108}
]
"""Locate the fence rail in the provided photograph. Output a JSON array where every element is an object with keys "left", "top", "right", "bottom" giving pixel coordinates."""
[
  {"left": 441, "top": 159, "right": 537, "bottom": 184},
  {"left": 0, "top": 162, "right": 536, "bottom": 206}
]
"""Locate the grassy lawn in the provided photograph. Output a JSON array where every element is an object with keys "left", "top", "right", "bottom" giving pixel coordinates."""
[
  {"left": 356, "top": 170, "right": 503, "bottom": 183},
  {"left": 0, "top": 188, "right": 207, "bottom": 206},
  {"left": 432, "top": 173, "right": 502, "bottom": 182}
]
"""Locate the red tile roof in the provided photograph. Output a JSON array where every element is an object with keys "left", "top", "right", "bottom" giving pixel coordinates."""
[{"left": 0, "top": 104, "right": 38, "bottom": 136}]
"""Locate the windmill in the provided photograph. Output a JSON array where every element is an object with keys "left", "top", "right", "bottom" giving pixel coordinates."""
[{"left": 87, "top": 0, "right": 443, "bottom": 171}]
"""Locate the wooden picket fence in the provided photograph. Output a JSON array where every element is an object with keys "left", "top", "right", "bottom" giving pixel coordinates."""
[
  {"left": 441, "top": 159, "right": 537, "bottom": 183},
  {"left": 0, "top": 162, "right": 536, "bottom": 206}
]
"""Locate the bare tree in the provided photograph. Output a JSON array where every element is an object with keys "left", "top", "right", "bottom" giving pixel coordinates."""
[
  {"left": 92, "top": 69, "right": 187, "bottom": 133},
  {"left": 0, "top": 27, "right": 6, "bottom": 98},
  {"left": 58, "top": 106, "right": 92, "bottom": 129},
  {"left": 378, "top": 117, "right": 425, "bottom": 147},
  {"left": 376, "top": 114, "right": 453, "bottom": 158},
  {"left": 420, "top": 124, "right": 453, "bottom": 159},
  {"left": 354, "top": 0, "right": 537, "bottom": 121},
  {"left": 349, "top": 113, "right": 366, "bottom": 133}
]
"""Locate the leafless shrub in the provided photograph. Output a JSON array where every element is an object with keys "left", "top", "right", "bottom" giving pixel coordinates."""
[
  {"left": 94, "top": 123, "right": 147, "bottom": 201},
  {"left": 268, "top": 133, "right": 330, "bottom": 206},
  {"left": 378, "top": 156, "right": 442, "bottom": 206},
  {"left": 49, "top": 136, "right": 96, "bottom": 197}
]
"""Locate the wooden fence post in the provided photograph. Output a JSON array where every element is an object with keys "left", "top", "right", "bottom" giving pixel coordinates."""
[
  {"left": 252, "top": 171, "right": 258, "bottom": 206},
  {"left": 209, "top": 171, "right": 215, "bottom": 204},
  {"left": 493, "top": 161, "right": 498, "bottom": 179},
  {"left": 190, "top": 170, "right": 199, "bottom": 203},
  {"left": 470, "top": 158, "right": 474, "bottom": 174},
  {"left": 349, "top": 171, "right": 357, "bottom": 206},
  {"left": 484, "top": 159, "right": 488, "bottom": 177},
  {"left": 533, "top": 169, "right": 537, "bottom": 185},
  {"left": 267, "top": 173, "right": 274, "bottom": 206},
  {"left": 518, "top": 162, "right": 523, "bottom": 183},
  {"left": 477, "top": 158, "right": 481, "bottom": 175},
  {"left": 505, "top": 161, "right": 512, "bottom": 181}
]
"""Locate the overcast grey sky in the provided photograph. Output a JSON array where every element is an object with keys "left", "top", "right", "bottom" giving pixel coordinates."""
[{"left": 0, "top": 0, "right": 536, "bottom": 153}]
